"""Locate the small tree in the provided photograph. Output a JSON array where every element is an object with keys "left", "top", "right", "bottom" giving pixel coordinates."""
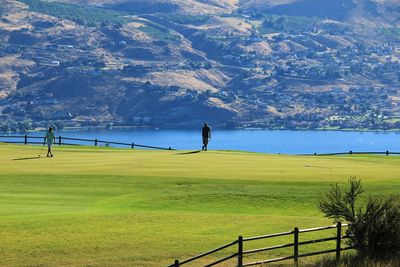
[{"left": 319, "top": 177, "right": 400, "bottom": 259}]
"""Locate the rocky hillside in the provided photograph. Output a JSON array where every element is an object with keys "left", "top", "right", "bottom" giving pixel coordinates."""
[
  {"left": 1, "top": 0, "right": 400, "bottom": 131},
  {"left": 241, "top": 0, "right": 400, "bottom": 26}
]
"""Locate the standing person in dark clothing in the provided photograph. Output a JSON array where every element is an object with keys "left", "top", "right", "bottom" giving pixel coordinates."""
[{"left": 202, "top": 122, "right": 211, "bottom": 151}]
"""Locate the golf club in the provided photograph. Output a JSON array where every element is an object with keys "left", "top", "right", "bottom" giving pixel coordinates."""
[{"left": 38, "top": 143, "right": 45, "bottom": 158}]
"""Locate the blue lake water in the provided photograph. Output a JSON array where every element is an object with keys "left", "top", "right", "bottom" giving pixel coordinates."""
[{"left": 15, "top": 129, "right": 400, "bottom": 154}]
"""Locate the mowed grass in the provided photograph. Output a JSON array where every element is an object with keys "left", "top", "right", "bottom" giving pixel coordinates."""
[{"left": 0, "top": 144, "right": 400, "bottom": 266}]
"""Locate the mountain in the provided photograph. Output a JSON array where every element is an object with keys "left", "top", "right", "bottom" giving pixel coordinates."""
[
  {"left": 240, "top": 0, "right": 400, "bottom": 26},
  {"left": 1, "top": 0, "right": 400, "bottom": 131}
]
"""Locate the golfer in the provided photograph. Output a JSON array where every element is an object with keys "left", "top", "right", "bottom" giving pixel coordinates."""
[
  {"left": 202, "top": 122, "right": 211, "bottom": 151},
  {"left": 44, "top": 127, "right": 55, "bottom": 157}
]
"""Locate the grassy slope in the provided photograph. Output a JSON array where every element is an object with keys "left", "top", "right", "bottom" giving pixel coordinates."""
[
  {"left": 19, "top": 0, "right": 128, "bottom": 27},
  {"left": 0, "top": 144, "right": 399, "bottom": 266}
]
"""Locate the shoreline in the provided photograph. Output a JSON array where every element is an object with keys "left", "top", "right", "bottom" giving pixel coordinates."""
[
  {"left": 0, "top": 126, "right": 400, "bottom": 135},
  {"left": 1, "top": 126, "right": 400, "bottom": 134},
  {"left": 0, "top": 125, "right": 400, "bottom": 135}
]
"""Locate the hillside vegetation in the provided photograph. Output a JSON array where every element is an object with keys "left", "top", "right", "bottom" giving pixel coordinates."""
[
  {"left": 1, "top": 144, "right": 400, "bottom": 266},
  {"left": 19, "top": 0, "right": 128, "bottom": 26}
]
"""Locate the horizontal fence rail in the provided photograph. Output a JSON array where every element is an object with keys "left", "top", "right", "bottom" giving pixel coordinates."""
[
  {"left": 0, "top": 135, "right": 174, "bottom": 151},
  {"left": 2, "top": 135, "right": 397, "bottom": 155},
  {"left": 311, "top": 150, "right": 399, "bottom": 156},
  {"left": 174, "top": 240, "right": 238, "bottom": 266},
  {"left": 170, "top": 222, "right": 355, "bottom": 267}
]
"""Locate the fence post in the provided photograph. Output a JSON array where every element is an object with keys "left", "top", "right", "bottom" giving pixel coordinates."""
[
  {"left": 336, "top": 221, "right": 342, "bottom": 263},
  {"left": 95, "top": 139, "right": 98, "bottom": 147},
  {"left": 132, "top": 143, "right": 134, "bottom": 149},
  {"left": 238, "top": 236, "right": 243, "bottom": 267},
  {"left": 24, "top": 135, "right": 27, "bottom": 145},
  {"left": 59, "top": 136, "right": 62, "bottom": 146},
  {"left": 294, "top": 227, "right": 299, "bottom": 267},
  {"left": 174, "top": 259, "right": 179, "bottom": 267}
]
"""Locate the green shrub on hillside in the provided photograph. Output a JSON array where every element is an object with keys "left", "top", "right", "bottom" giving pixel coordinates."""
[
  {"left": 257, "top": 14, "right": 319, "bottom": 33},
  {"left": 381, "top": 27, "right": 400, "bottom": 37},
  {"left": 139, "top": 26, "right": 179, "bottom": 41},
  {"left": 139, "top": 21, "right": 180, "bottom": 41},
  {"left": 163, "top": 14, "right": 210, "bottom": 25},
  {"left": 19, "top": 0, "right": 127, "bottom": 27}
]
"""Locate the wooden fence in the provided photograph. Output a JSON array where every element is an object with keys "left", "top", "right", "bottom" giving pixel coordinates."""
[
  {"left": 1, "top": 135, "right": 398, "bottom": 155},
  {"left": 0, "top": 135, "right": 174, "bottom": 151},
  {"left": 312, "top": 150, "right": 399, "bottom": 156},
  {"left": 170, "top": 222, "right": 355, "bottom": 267}
]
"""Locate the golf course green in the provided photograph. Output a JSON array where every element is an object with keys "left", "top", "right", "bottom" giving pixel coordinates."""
[{"left": 0, "top": 143, "right": 399, "bottom": 266}]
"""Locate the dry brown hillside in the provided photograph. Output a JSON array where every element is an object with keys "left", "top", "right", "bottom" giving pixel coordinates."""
[
  {"left": 57, "top": 0, "right": 239, "bottom": 14},
  {"left": 241, "top": 0, "right": 400, "bottom": 26}
]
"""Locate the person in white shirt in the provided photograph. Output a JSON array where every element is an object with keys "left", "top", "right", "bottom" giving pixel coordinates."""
[{"left": 44, "top": 127, "right": 55, "bottom": 158}]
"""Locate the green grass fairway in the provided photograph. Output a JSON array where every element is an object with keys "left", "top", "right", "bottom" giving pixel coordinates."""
[{"left": 1, "top": 144, "right": 400, "bottom": 266}]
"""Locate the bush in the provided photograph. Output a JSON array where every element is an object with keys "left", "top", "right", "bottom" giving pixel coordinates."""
[
  {"left": 0, "top": 123, "right": 10, "bottom": 132},
  {"left": 17, "top": 120, "right": 32, "bottom": 133},
  {"left": 53, "top": 121, "right": 64, "bottom": 131},
  {"left": 312, "top": 253, "right": 400, "bottom": 267},
  {"left": 319, "top": 177, "right": 400, "bottom": 259}
]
